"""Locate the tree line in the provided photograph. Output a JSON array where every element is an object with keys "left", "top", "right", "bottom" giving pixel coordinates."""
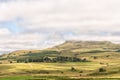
[{"left": 17, "top": 56, "right": 89, "bottom": 63}]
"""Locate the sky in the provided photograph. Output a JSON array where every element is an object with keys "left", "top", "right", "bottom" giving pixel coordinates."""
[{"left": 0, "top": 0, "right": 120, "bottom": 54}]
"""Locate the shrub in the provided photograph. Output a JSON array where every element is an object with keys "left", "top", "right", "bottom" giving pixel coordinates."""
[
  {"left": 71, "top": 67, "right": 76, "bottom": 71},
  {"left": 61, "top": 71, "right": 64, "bottom": 74},
  {"left": 99, "top": 68, "right": 106, "bottom": 72},
  {"left": 93, "top": 56, "right": 98, "bottom": 59},
  {"left": 79, "top": 70, "right": 83, "bottom": 73}
]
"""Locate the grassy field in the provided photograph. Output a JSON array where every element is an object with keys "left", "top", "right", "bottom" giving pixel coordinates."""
[
  {"left": 0, "top": 41, "right": 120, "bottom": 79},
  {"left": 0, "top": 61, "right": 120, "bottom": 79},
  {"left": 0, "top": 52, "right": 120, "bottom": 79},
  {"left": 1, "top": 76, "right": 120, "bottom": 80}
]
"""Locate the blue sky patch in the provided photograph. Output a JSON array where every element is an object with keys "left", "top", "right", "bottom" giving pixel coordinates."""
[{"left": 0, "top": 18, "right": 24, "bottom": 33}]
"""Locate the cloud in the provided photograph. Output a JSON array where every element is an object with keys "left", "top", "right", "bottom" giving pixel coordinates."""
[
  {"left": 0, "top": 0, "right": 120, "bottom": 53},
  {"left": 0, "top": 28, "right": 11, "bottom": 36}
]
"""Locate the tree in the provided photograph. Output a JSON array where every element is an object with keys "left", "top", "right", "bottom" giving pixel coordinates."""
[{"left": 82, "top": 58, "right": 87, "bottom": 62}]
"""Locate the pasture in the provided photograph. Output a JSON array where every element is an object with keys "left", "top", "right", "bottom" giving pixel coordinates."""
[{"left": 0, "top": 61, "right": 120, "bottom": 79}]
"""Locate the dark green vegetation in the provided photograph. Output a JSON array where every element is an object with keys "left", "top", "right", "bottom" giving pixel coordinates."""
[
  {"left": 16, "top": 56, "right": 88, "bottom": 63},
  {"left": 0, "top": 41, "right": 120, "bottom": 79}
]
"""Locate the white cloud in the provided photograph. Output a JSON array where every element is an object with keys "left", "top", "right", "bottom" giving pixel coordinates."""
[
  {"left": 0, "top": 28, "right": 11, "bottom": 36},
  {"left": 0, "top": 0, "right": 120, "bottom": 53}
]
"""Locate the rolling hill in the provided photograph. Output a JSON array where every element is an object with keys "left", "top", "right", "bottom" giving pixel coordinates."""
[
  {"left": 0, "top": 40, "right": 120, "bottom": 61},
  {"left": 0, "top": 41, "right": 120, "bottom": 79}
]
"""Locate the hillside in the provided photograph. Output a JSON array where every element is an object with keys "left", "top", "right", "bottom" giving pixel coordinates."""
[
  {"left": 1, "top": 41, "right": 120, "bottom": 61},
  {"left": 53, "top": 40, "right": 120, "bottom": 50},
  {"left": 0, "top": 41, "right": 120, "bottom": 79}
]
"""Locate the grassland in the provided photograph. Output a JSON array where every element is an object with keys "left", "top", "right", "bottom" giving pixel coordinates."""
[
  {"left": 0, "top": 61, "right": 120, "bottom": 79},
  {"left": 0, "top": 41, "right": 120, "bottom": 79},
  {"left": 1, "top": 76, "right": 120, "bottom": 80}
]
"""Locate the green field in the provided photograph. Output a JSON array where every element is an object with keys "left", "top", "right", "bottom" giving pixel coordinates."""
[{"left": 1, "top": 76, "right": 120, "bottom": 80}]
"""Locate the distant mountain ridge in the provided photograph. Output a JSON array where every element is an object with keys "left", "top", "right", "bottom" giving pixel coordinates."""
[{"left": 53, "top": 40, "right": 120, "bottom": 50}]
